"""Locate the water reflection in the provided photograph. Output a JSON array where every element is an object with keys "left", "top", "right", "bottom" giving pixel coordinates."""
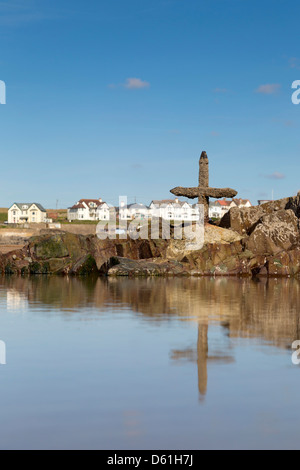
[
  {"left": 0, "top": 275, "right": 299, "bottom": 400},
  {"left": 171, "top": 324, "right": 235, "bottom": 399},
  {"left": 6, "top": 289, "right": 28, "bottom": 311}
]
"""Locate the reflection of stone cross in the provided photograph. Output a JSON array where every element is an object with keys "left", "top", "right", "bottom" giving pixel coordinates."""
[{"left": 170, "top": 151, "right": 238, "bottom": 221}]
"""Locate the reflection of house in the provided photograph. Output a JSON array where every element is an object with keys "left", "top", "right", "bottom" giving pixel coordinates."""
[
  {"left": 8, "top": 203, "right": 47, "bottom": 224},
  {"left": 67, "top": 198, "right": 110, "bottom": 221},
  {"left": 118, "top": 203, "right": 150, "bottom": 220},
  {"left": 209, "top": 198, "right": 252, "bottom": 219},
  {"left": 149, "top": 199, "right": 200, "bottom": 220},
  {"left": 7, "top": 289, "right": 28, "bottom": 310}
]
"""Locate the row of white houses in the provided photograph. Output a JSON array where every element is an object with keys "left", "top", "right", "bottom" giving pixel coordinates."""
[
  {"left": 67, "top": 197, "right": 252, "bottom": 222},
  {"left": 6, "top": 197, "right": 252, "bottom": 224},
  {"left": 67, "top": 198, "right": 200, "bottom": 221}
]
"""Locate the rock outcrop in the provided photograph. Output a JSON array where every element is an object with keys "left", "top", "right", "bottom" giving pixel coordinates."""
[
  {"left": 246, "top": 209, "right": 300, "bottom": 255},
  {"left": 219, "top": 194, "right": 300, "bottom": 236},
  {"left": 0, "top": 232, "right": 169, "bottom": 276},
  {"left": 1, "top": 193, "right": 300, "bottom": 278}
]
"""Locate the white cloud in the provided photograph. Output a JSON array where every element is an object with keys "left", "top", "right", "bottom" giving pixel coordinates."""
[
  {"left": 131, "top": 163, "right": 143, "bottom": 169},
  {"left": 255, "top": 84, "right": 281, "bottom": 95},
  {"left": 124, "top": 78, "right": 150, "bottom": 89},
  {"left": 213, "top": 88, "right": 228, "bottom": 93},
  {"left": 289, "top": 57, "right": 300, "bottom": 70},
  {"left": 284, "top": 120, "right": 296, "bottom": 128},
  {"left": 265, "top": 172, "right": 285, "bottom": 180},
  {"left": 108, "top": 78, "right": 150, "bottom": 90},
  {"left": 258, "top": 191, "right": 268, "bottom": 198},
  {"left": 0, "top": 1, "right": 48, "bottom": 25}
]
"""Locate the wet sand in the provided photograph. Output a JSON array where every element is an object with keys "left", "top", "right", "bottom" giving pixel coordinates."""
[{"left": 0, "top": 245, "right": 24, "bottom": 254}]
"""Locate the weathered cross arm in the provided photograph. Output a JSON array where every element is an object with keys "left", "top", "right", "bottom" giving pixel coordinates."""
[
  {"left": 170, "top": 186, "right": 238, "bottom": 199},
  {"left": 170, "top": 187, "right": 199, "bottom": 198}
]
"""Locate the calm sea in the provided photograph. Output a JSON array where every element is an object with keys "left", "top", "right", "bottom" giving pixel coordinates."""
[{"left": 0, "top": 276, "right": 299, "bottom": 450}]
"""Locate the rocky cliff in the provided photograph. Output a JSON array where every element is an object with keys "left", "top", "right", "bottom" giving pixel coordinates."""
[{"left": 1, "top": 193, "right": 300, "bottom": 277}]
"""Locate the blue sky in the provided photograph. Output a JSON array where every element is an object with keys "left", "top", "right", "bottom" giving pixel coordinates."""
[{"left": 0, "top": 0, "right": 299, "bottom": 208}]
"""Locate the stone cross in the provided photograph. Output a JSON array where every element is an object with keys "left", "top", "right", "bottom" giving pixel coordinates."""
[{"left": 170, "top": 151, "right": 238, "bottom": 221}]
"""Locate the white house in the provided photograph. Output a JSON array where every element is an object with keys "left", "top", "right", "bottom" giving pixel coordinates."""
[
  {"left": 209, "top": 198, "right": 252, "bottom": 219},
  {"left": 209, "top": 199, "right": 235, "bottom": 218},
  {"left": 232, "top": 198, "right": 252, "bottom": 209},
  {"left": 8, "top": 203, "right": 47, "bottom": 224},
  {"left": 149, "top": 199, "right": 200, "bottom": 221},
  {"left": 96, "top": 202, "right": 110, "bottom": 220},
  {"left": 118, "top": 203, "right": 150, "bottom": 220},
  {"left": 67, "top": 198, "right": 110, "bottom": 221},
  {"left": 258, "top": 199, "right": 271, "bottom": 206}
]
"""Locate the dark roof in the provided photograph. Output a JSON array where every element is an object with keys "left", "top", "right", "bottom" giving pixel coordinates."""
[
  {"left": 78, "top": 199, "right": 103, "bottom": 207},
  {"left": 68, "top": 199, "right": 107, "bottom": 210},
  {"left": 232, "top": 198, "right": 252, "bottom": 206},
  {"left": 150, "top": 199, "right": 188, "bottom": 207},
  {"left": 126, "top": 203, "right": 150, "bottom": 209},
  {"left": 69, "top": 203, "right": 85, "bottom": 209},
  {"left": 10, "top": 203, "right": 46, "bottom": 212}
]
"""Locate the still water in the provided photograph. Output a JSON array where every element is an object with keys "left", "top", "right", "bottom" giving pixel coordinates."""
[{"left": 0, "top": 275, "right": 299, "bottom": 450}]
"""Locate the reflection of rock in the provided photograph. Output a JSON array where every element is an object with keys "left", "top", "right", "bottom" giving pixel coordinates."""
[
  {"left": 1, "top": 276, "right": 300, "bottom": 397},
  {"left": 2, "top": 276, "right": 299, "bottom": 350},
  {"left": 107, "top": 257, "right": 188, "bottom": 276}
]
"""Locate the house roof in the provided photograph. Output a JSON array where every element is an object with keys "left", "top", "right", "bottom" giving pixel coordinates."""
[
  {"left": 68, "top": 198, "right": 107, "bottom": 210},
  {"left": 126, "top": 203, "right": 150, "bottom": 209},
  {"left": 150, "top": 199, "right": 188, "bottom": 207},
  {"left": 116, "top": 203, "right": 149, "bottom": 212},
  {"left": 232, "top": 198, "right": 252, "bottom": 206},
  {"left": 78, "top": 198, "right": 103, "bottom": 206},
  {"left": 258, "top": 199, "right": 271, "bottom": 205},
  {"left": 69, "top": 203, "right": 85, "bottom": 210},
  {"left": 210, "top": 198, "right": 252, "bottom": 208},
  {"left": 216, "top": 199, "right": 232, "bottom": 207},
  {"left": 9, "top": 203, "right": 46, "bottom": 212},
  {"left": 78, "top": 198, "right": 100, "bottom": 203}
]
